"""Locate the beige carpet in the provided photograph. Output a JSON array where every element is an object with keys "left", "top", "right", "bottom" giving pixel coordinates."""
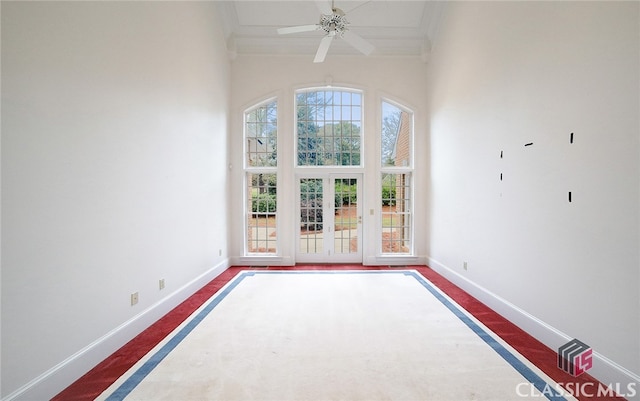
[{"left": 97, "top": 271, "right": 572, "bottom": 401}]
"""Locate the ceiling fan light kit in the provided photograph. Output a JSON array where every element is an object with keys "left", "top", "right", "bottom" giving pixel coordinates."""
[{"left": 277, "top": 1, "right": 375, "bottom": 63}]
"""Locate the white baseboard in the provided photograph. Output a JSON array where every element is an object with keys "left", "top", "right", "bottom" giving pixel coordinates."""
[
  {"left": 3, "top": 260, "right": 230, "bottom": 401},
  {"left": 364, "top": 255, "right": 428, "bottom": 266},
  {"left": 427, "top": 256, "right": 640, "bottom": 401},
  {"left": 231, "top": 255, "right": 429, "bottom": 267},
  {"left": 230, "top": 255, "right": 295, "bottom": 266}
]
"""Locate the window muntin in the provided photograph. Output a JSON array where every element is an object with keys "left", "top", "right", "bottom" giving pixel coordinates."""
[{"left": 296, "top": 89, "right": 362, "bottom": 166}]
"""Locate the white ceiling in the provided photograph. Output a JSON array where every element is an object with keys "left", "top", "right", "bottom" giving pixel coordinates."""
[{"left": 215, "top": 1, "right": 446, "bottom": 61}]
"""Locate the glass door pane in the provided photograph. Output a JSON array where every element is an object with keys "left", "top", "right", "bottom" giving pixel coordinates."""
[
  {"left": 334, "top": 178, "right": 359, "bottom": 255},
  {"left": 299, "top": 178, "right": 324, "bottom": 255}
]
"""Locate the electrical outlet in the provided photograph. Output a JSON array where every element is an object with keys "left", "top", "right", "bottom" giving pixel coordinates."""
[
  {"left": 219, "top": 249, "right": 222, "bottom": 256},
  {"left": 159, "top": 279, "right": 165, "bottom": 290},
  {"left": 463, "top": 261, "right": 468, "bottom": 271},
  {"left": 131, "top": 292, "right": 139, "bottom": 306}
]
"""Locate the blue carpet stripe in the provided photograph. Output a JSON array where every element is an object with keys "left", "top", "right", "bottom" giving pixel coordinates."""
[
  {"left": 105, "top": 270, "right": 565, "bottom": 400},
  {"left": 405, "top": 271, "right": 565, "bottom": 401},
  {"left": 105, "top": 272, "right": 249, "bottom": 401}
]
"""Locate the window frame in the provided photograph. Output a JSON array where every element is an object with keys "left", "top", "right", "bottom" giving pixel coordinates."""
[
  {"left": 243, "top": 97, "right": 279, "bottom": 256},
  {"left": 379, "top": 99, "right": 415, "bottom": 256},
  {"left": 294, "top": 87, "right": 364, "bottom": 168}
]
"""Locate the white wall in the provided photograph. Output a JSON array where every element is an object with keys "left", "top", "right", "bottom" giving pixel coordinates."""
[
  {"left": 229, "top": 55, "right": 429, "bottom": 265},
  {"left": 1, "top": 2, "right": 230, "bottom": 399},
  {"left": 427, "top": 0, "right": 639, "bottom": 389}
]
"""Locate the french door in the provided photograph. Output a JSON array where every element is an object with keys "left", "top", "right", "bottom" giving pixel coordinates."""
[{"left": 296, "top": 174, "right": 362, "bottom": 263}]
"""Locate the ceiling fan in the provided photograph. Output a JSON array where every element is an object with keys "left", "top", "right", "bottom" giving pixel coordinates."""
[{"left": 277, "top": 0, "right": 375, "bottom": 63}]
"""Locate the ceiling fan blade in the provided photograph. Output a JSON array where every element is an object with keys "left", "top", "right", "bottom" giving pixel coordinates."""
[
  {"left": 314, "top": 34, "right": 334, "bottom": 63},
  {"left": 277, "top": 24, "right": 319, "bottom": 35},
  {"left": 342, "top": 30, "right": 375, "bottom": 56},
  {"left": 315, "top": 0, "right": 333, "bottom": 15}
]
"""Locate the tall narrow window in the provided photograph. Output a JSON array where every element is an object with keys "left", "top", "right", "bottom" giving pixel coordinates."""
[
  {"left": 247, "top": 173, "right": 277, "bottom": 253},
  {"left": 245, "top": 99, "right": 277, "bottom": 254},
  {"left": 380, "top": 101, "right": 413, "bottom": 254},
  {"left": 381, "top": 172, "right": 411, "bottom": 253},
  {"left": 296, "top": 89, "right": 362, "bottom": 166}
]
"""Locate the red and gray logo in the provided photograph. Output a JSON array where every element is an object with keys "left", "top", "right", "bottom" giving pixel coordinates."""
[{"left": 558, "top": 339, "right": 593, "bottom": 376}]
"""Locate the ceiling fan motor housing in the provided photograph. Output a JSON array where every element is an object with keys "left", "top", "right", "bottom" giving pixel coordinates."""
[{"left": 320, "top": 8, "right": 348, "bottom": 36}]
